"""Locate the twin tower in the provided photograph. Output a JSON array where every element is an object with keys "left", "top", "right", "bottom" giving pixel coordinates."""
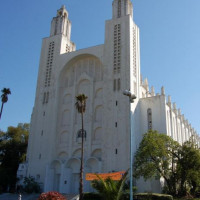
[{"left": 25, "top": 0, "right": 197, "bottom": 194}]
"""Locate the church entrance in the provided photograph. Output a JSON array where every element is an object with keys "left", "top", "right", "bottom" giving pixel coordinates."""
[
  {"left": 54, "top": 174, "right": 61, "bottom": 192},
  {"left": 71, "top": 173, "right": 79, "bottom": 193},
  {"left": 65, "top": 158, "right": 80, "bottom": 194}
]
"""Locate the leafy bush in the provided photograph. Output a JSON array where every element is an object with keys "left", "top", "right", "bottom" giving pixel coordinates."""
[
  {"left": 83, "top": 193, "right": 102, "bottom": 200},
  {"left": 23, "top": 176, "right": 40, "bottom": 193},
  {"left": 122, "top": 183, "right": 137, "bottom": 200},
  {"left": 37, "top": 191, "right": 66, "bottom": 200},
  {"left": 134, "top": 193, "right": 173, "bottom": 200}
]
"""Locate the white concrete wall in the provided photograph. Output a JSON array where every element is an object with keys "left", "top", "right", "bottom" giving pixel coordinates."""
[{"left": 26, "top": 1, "right": 199, "bottom": 194}]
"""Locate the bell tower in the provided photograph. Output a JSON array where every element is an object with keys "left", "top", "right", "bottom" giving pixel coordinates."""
[
  {"left": 103, "top": 0, "right": 140, "bottom": 172},
  {"left": 112, "top": 0, "right": 133, "bottom": 19},
  {"left": 50, "top": 5, "right": 71, "bottom": 40}
]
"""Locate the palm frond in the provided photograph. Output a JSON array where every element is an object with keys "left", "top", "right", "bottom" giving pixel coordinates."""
[
  {"left": 75, "top": 94, "right": 88, "bottom": 113},
  {"left": 1, "top": 88, "right": 11, "bottom": 103},
  {"left": 91, "top": 170, "right": 128, "bottom": 200}
]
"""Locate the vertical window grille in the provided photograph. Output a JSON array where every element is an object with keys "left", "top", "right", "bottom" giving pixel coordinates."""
[
  {"left": 114, "top": 79, "right": 116, "bottom": 91},
  {"left": 133, "top": 28, "right": 137, "bottom": 77},
  {"left": 113, "top": 24, "right": 121, "bottom": 74},
  {"left": 118, "top": 0, "right": 121, "bottom": 18},
  {"left": 147, "top": 108, "right": 152, "bottom": 130},
  {"left": 43, "top": 92, "right": 46, "bottom": 104},
  {"left": 45, "top": 42, "right": 55, "bottom": 87},
  {"left": 46, "top": 92, "right": 49, "bottom": 103},
  {"left": 66, "top": 44, "right": 70, "bottom": 53},
  {"left": 43, "top": 91, "right": 49, "bottom": 104},
  {"left": 118, "top": 78, "right": 121, "bottom": 91}
]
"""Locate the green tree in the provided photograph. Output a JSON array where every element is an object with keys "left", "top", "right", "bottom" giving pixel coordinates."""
[
  {"left": 75, "top": 94, "right": 88, "bottom": 200},
  {"left": 0, "top": 123, "right": 29, "bottom": 192},
  {"left": 133, "top": 130, "right": 180, "bottom": 195},
  {"left": 0, "top": 88, "right": 11, "bottom": 120},
  {"left": 133, "top": 130, "right": 200, "bottom": 197},
  {"left": 176, "top": 140, "right": 200, "bottom": 195},
  {"left": 91, "top": 171, "right": 128, "bottom": 200}
]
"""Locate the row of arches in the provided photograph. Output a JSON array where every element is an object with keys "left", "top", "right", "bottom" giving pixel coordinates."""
[
  {"left": 45, "top": 153, "right": 101, "bottom": 193},
  {"left": 63, "top": 88, "right": 102, "bottom": 105},
  {"left": 61, "top": 105, "right": 103, "bottom": 126},
  {"left": 59, "top": 126, "right": 102, "bottom": 145},
  {"left": 61, "top": 56, "right": 103, "bottom": 89},
  {"left": 57, "top": 148, "right": 102, "bottom": 160}
]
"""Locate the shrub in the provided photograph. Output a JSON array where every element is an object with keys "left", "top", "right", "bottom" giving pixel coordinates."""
[
  {"left": 83, "top": 193, "right": 102, "bottom": 200},
  {"left": 23, "top": 176, "right": 41, "bottom": 193},
  {"left": 37, "top": 191, "right": 66, "bottom": 200},
  {"left": 134, "top": 193, "right": 173, "bottom": 200}
]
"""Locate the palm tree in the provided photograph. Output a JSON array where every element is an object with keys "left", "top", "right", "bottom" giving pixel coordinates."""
[
  {"left": 91, "top": 171, "right": 128, "bottom": 200},
  {"left": 0, "top": 88, "right": 11, "bottom": 120},
  {"left": 75, "top": 94, "right": 88, "bottom": 200}
]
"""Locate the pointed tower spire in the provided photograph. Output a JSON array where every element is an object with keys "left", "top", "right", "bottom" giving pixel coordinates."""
[
  {"left": 161, "top": 86, "right": 165, "bottom": 95},
  {"left": 151, "top": 86, "right": 155, "bottom": 96},
  {"left": 168, "top": 95, "right": 171, "bottom": 103},
  {"left": 50, "top": 5, "right": 71, "bottom": 40}
]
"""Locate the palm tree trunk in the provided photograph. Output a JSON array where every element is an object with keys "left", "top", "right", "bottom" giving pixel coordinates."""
[
  {"left": 0, "top": 102, "right": 4, "bottom": 120},
  {"left": 80, "top": 110, "right": 84, "bottom": 200}
]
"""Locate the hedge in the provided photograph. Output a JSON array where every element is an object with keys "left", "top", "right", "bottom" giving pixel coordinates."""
[
  {"left": 83, "top": 192, "right": 173, "bottom": 200},
  {"left": 134, "top": 193, "right": 173, "bottom": 200},
  {"left": 83, "top": 193, "right": 102, "bottom": 200}
]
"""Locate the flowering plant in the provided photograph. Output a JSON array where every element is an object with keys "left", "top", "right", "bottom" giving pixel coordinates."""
[{"left": 37, "top": 191, "right": 67, "bottom": 200}]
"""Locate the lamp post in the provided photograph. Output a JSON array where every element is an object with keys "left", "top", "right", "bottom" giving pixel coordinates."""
[{"left": 123, "top": 90, "right": 136, "bottom": 200}]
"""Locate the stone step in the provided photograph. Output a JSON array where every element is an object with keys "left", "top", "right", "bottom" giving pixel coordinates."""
[{"left": 64, "top": 194, "right": 79, "bottom": 200}]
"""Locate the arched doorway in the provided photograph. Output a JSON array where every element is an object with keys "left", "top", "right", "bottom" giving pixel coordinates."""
[
  {"left": 85, "top": 157, "right": 100, "bottom": 192},
  {"left": 50, "top": 160, "right": 61, "bottom": 192},
  {"left": 64, "top": 158, "right": 80, "bottom": 194}
]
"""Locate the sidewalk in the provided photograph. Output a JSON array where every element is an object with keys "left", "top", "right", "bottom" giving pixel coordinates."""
[{"left": 0, "top": 193, "right": 39, "bottom": 200}]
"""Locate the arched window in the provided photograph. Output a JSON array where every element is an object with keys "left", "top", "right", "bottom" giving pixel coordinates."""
[{"left": 147, "top": 108, "right": 152, "bottom": 130}]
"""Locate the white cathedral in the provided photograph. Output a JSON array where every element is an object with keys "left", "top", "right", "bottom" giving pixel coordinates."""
[{"left": 23, "top": 0, "right": 199, "bottom": 194}]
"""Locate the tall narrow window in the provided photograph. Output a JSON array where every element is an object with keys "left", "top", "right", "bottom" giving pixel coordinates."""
[
  {"left": 133, "top": 28, "right": 137, "bottom": 77},
  {"left": 147, "top": 108, "right": 152, "bottom": 130},
  {"left": 43, "top": 91, "right": 49, "bottom": 104},
  {"left": 114, "top": 79, "right": 116, "bottom": 91},
  {"left": 118, "top": 78, "right": 121, "bottom": 91},
  {"left": 43, "top": 92, "right": 46, "bottom": 104},
  {"left": 118, "top": 0, "right": 121, "bottom": 18},
  {"left": 115, "top": 149, "right": 118, "bottom": 154},
  {"left": 113, "top": 24, "right": 121, "bottom": 73},
  {"left": 46, "top": 92, "right": 49, "bottom": 103},
  {"left": 45, "top": 42, "right": 55, "bottom": 87}
]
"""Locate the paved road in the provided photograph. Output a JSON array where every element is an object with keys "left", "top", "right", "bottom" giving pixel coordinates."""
[{"left": 0, "top": 193, "right": 39, "bottom": 200}]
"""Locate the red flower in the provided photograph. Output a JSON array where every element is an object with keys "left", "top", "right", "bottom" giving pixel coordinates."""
[{"left": 37, "top": 191, "right": 67, "bottom": 200}]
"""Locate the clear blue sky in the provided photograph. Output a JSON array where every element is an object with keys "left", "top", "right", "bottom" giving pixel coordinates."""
[{"left": 0, "top": 0, "right": 199, "bottom": 134}]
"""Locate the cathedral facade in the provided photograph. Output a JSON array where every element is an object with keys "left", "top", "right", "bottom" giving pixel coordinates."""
[{"left": 26, "top": 0, "right": 199, "bottom": 193}]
